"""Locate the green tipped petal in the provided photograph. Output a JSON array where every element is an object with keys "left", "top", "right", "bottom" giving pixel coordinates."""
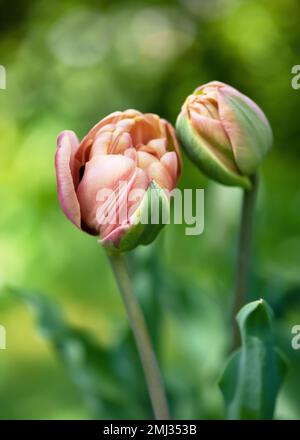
[
  {"left": 106, "top": 181, "right": 169, "bottom": 254},
  {"left": 218, "top": 89, "right": 273, "bottom": 175},
  {"left": 176, "top": 112, "right": 251, "bottom": 189}
]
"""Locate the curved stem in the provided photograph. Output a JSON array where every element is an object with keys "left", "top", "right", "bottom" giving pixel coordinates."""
[
  {"left": 106, "top": 251, "right": 170, "bottom": 420},
  {"left": 231, "top": 173, "right": 259, "bottom": 351}
]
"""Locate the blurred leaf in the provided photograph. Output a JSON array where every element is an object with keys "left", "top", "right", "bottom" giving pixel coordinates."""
[
  {"left": 8, "top": 286, "right": 148, "bottom": 419},
  {"left": 219, "top": 299, "right": 287, "bottom": 420}
]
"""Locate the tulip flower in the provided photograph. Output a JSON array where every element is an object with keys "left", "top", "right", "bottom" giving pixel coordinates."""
[
  {"left": 55, "top": 110, "right": 181, "bottom": 252},
  {"left": 55, "top": 110, "right": 180, "bottom": 419},
  {"left": 176, "top": 81, "right": 273, "bottom": 350},
  {"left": 176, "top": 81, "right": 272, "bottom": 189}
]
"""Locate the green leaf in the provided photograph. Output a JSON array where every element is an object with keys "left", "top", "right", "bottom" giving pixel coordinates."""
[
  {"left": 9, "top": 287, "right": 148, "bottom": 419},
  {"left": 219, "top": 299, "right": 287, "bottom": 420}
]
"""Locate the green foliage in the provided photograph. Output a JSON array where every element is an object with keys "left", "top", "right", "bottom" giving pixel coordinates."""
[
  {"left": 9, "top": 287, "right": 149, "bottom": 419},
  {"left": 220, "top": 300, "right": 287, "bottom": 420}
]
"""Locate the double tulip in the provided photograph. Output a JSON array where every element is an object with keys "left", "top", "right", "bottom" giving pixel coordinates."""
[
  {"left": 55, "top": 82, "right": 272, "bottom": 251},
  {"left": 176, "top": 81, "right": 272, "bottom": 189},
  {"left": 55, "top": 110, "right": 181, "bottom": 252}
]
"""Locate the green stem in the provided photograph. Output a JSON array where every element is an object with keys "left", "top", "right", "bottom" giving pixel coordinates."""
[
  {"left": 106, "top": 251, "right": 170, "bottom": 420},
  {"left": 231, "top": 173, "right": 259, "bottom": 351}
]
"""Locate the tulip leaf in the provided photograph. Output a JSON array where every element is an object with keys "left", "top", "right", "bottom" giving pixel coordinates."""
[
  {"left": 9, "top": 287, "right": 148, "bottom": 419},
  {"left": 176, "top": 113, "right": 251, "bottom": 189},
  {"left": 219, "top": 299, "right": 287, "bottom": 420}
]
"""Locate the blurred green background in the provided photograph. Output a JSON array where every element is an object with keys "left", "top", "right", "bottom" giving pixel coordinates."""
[{"left": 0, "top": 0, "right": 299, "bottom": 419}]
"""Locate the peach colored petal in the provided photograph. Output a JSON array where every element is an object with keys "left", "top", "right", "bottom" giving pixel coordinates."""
[
  {"left": 75, "top": 112, "right": 123, "bottom": 163},
  {"left": 98, "top": 165, "right": 145, "bottom": 239},
  {"left": 127, "top": 168, "right": 149, "bottom": 218},
  {"left": 148, "top": 161, "right": 173, "bottom": 191},
  {"left": 55, "top": 131, "right": 81, "bottom": 228},
  {"left": 77, "top": 155, "right": 136, "bottom": 231},
  {"left": 90, "top": 132, "right": 112, "bottom": 157},
  {"left": 100, "top": 222, "right": 132, "bottom": 247},
  {"left": 96, "top": 124, "right": 116, "bottom": 135},
  {"left": 190, "top": 101, "right": 212, "bottom": 117},
  {"left": 138, "top": 138, "right": 166, "bottom": 158},
  {"left": 110, "top": 131, "right": 132, "bottom": 154},
  {"left": 130, "top": 115, "right": 162, "bottom": 145},
  {"left": 137, "top": 151, "right": 159, "bottom": 170},
  {"left": 124, "top": 147, "right": 137, "bottom": 163},
  {"left": 189, "top": 110, "right": 232, "bottom": 152},
  {"left": 116, "top": 118, "right": 135, "bottom": 131},
  {"left": 123, "top": 109, "right": 142, "bottom": 118},
  {"left": 194, "top": 100, "right": 219, "bottom": 119},
  {"left": 163, "top": 120, "right": 182, "bottom": 178},
  {"left": 160, "top": 151, "right": 178, "bottom": 188},
  {"left": 194, "top": 80, "right": 226, "bottom": 95}
]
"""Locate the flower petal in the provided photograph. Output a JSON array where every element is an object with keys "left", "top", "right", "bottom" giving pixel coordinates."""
[
  {"left": 137, "top": 151, "right": 159, "bottom": 170},
  {"left": 189, "top": 110, "right": 232, "bottom": 153},
  {"left": 138, "top": 138, "right": 166, "bottom": 158},
  {"left": 75, "top": 112, "right": 124, "bottom": 163},
  {"left": 130, "top": 114, "right": 162, "bottom": 145},
  {"left": 55, "top": 131, "right": 81, "bottom": 228},
  {"left": 218, "top": 87, "right": 273, "bottom": 174},
  {"left": 160, "top": 151, "right": 178, "bottom": 188},
  {"left": 76, "top": 155, "right": 136, "bottom": 232},
  {"left": 127, "top": 167, "right": 149, "bottom": 217},
  {"left": 163, "top": 119, "right": 182, "bottom": 179},
  {"left": 90, "top": 132, "right": 112, "bottom": 157},
  {"left": 148, "top": 161, "right": 173, "bottom": 191}
]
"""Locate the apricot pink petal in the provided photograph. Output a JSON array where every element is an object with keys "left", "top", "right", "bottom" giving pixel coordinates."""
[
  {"left": 137, "top": 151, "right": 159, "bottom": 169},
  {"left": 148, "top": 161, "right": 173, "bottom": 191},
  {"left": 164, "top": 120, "right": 182, "bottom": 178},
  {"left": 76, "top": 155, "right": 136, "bottom": 232},
  {"left": 75, "top": 112, "right": 123, "bottom": 163},
  {"left": 127, "top": 168, "right": 149, "bottom": 217},
  {"left": 160, "top": 152, "right": 178, "bottom": 187},
  {"left": 190, "top": 111, "right": 232, "bottom": 151},
  {"left": 55, "top": 131, "right": 81, "bottom": 229},
  {"left": 130, "top": 117, "right": 156, "bottom": 145},
  {"left": 101, "top": 168, "right": 149, "bottom": 246},
  {"left": 90, "top": 133, "right": 112, "bottom": 157}
]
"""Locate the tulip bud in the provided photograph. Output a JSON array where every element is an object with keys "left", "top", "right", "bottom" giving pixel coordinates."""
[
  {"left": 55, "top": 110, "right": 181, "bottom": 252},
  {"left": 176, "top": 81, "right": 272, "bottom": 189}
]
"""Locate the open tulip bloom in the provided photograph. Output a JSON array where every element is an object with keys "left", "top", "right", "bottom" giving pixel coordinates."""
[
  {"left": 55, "top": 110, "right": 181, "bottom": 253},
  {"left": 55, "top": 109, "right": 182, "bottom": 419}
]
